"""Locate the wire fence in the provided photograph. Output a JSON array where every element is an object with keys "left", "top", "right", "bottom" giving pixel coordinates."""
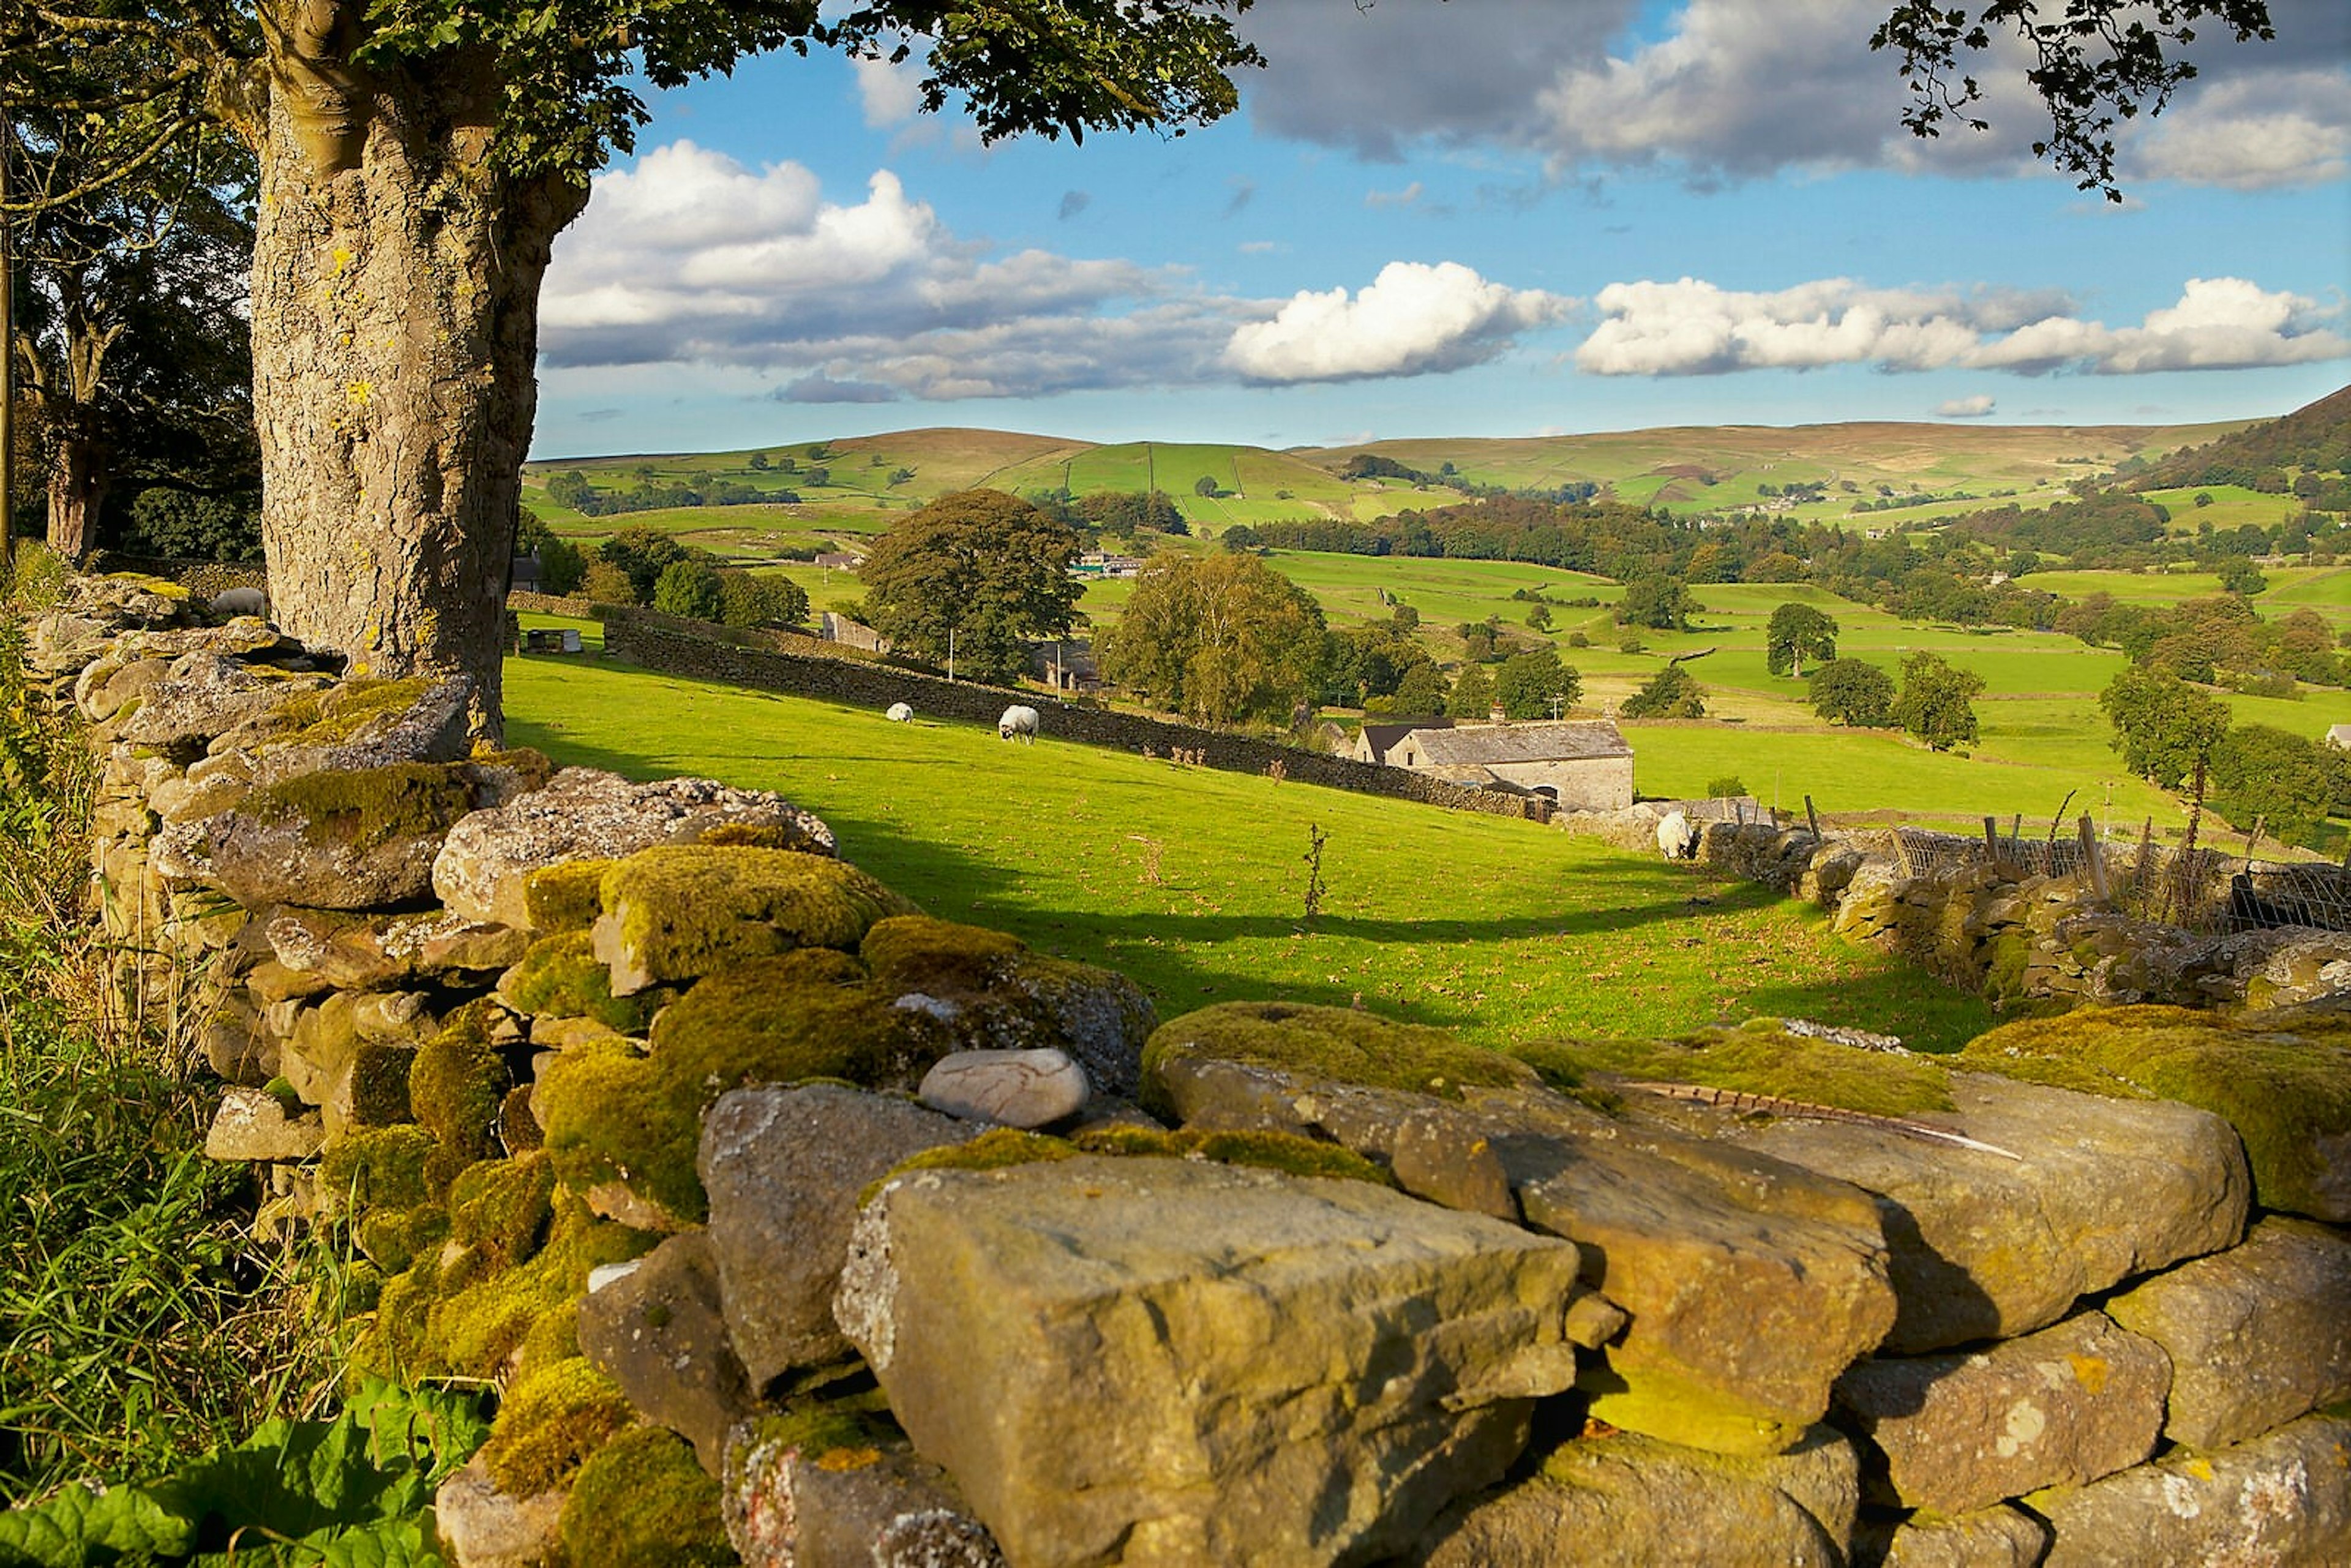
[{"left": 1886, "top": 822, "right": 2351, "bottom": 937}]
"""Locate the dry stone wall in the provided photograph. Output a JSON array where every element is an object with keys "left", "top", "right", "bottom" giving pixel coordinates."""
[
  {"left": 21, "top": 572, "right": 2351, "bottom": 1567},
  {"left": 600, "top": 608, "right": 1554, "bottom": 823}
]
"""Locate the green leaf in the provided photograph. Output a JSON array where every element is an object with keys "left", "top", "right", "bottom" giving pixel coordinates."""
[{"left": 0, "top": 1484, "right": 195, "bottom": 1566}]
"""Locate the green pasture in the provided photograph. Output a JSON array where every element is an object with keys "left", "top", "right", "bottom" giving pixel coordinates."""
[
  {"left": 502, "top": 626, "right": 1997, "bottom": 1049},
  {"left": 2142, "top": 484, "right": 2303, "bottom": 532}
]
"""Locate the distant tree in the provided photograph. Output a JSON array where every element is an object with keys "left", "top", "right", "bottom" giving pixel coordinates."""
[
  {"left": 776, "top": 454, "right": 798, "bottom": 475},
  {"left": 1098, "top": 552, "right": 1325, "bottom": 726},
  {"left": 1621, "top": 664, "right": 1706, "bottom": 719},
  {"left": 653, "top": 558, "right": 725, "bottom": 621},
  {"left": 1524, "top": 603, "right": 1554, "bottom": 632},
  {"left": 718, "top": 571, "right": 809, "bottom": 630},
  {"left": 580, "top": 561, "right": 637, "bottom": 606},
  {"left": 1390, "top": 661, "right": 1450, "bottom": 718},
  {"left": 1808, "top": 659, "right": 1897, "bottom": 727},
  {"left": 1194, "top": 475, "right": 1220, "bottom": 498},
  {"left": 538, "top": 536, "right": 588, "bottom": 597},
  {"left": 2209, "top": 724, "right": 2332, "bottom": 846},
  {"left": 748, "top": 452, "right": 770, "bottom": 471},
  {"left": 120, "top": 489, "right": 259, "bottom": 562},
  {"left": 1221, "top": 524, "right": 1262, "bottom": 553},
  {"left": 2216, "top": 556, "right": 2268, "bottom": 596},
  {"left": 1764, "top": 602, "right": 1840, "bottom": 678},
  {"left": 2098, "top": 667, "right": 2230, "bottom": 790},
  {"left": 1892, "top": 650, "right": 1985, "bottom": 751},
  {"left": 804, "top": 466, "right": 832, "bottom": 488},
  {"left": 1494, "top": 648, "right": 1581, "bottom": 719},
  {"left": 1447, "top": 660, "right": 1495, "bottom": 718},
  {"left": 1706, "top": 774, "right": 1749, "bottom": 799},
  {"left": 1460, "top": 621, "right": 1499, "bottom": 662},
  {"left": 598, "top": 526, "right": 699, "bottom": 602},
  {"left": 1616, "top": 574, "right": 1695, "bottom": 631},
  {"left": 888, "top": 467, "right": 916, "bottom": 487},
  {"left": 1745, "top": 551, "right": 1808, "bottom": 583},
  {"left": 2004, "top": 549, "right": 2041, "bottom": 578},
  {"left": 2194, "top": 490, "right": 2215, "bottom": 507},
  {"left": 1390, "top": 603, "right": 1420, "bottom": 632},
  {"left": 860, "top": 489, "right": 1085, "bottom": 685}
]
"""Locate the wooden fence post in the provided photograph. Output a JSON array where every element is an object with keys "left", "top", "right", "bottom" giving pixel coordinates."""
[
  {"left": 2078, "top": 814, "right": 2109, "bottom": 901},
  {"left": 1804, "top": 795, "right": 1820, "bottom": 840}
]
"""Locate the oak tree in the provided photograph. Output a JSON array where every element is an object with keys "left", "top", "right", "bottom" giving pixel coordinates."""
[
  {"left": 860, "top": 489, "right": 1085, "bottom": 686},
  {"left": 1098, "top": 550, "right": 1325, "bottom": 727},
  {"left": 1891, "top": 650, "right": 1985, "bottom": 751},
  {"left": 6, "top": 2, "right": 1259, "bottom": 733},
  {"left": 1764, "top": 602, "right": 1839, "bottom": 679}
]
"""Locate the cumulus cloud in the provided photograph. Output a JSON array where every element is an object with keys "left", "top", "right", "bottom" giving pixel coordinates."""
[
  {"left": 853, "top": 55, "right": 924, "bottom": 127},
  {"left": 1936, "top": 395, "right": 1997, "bottom": 418},
  {"left": 1224, "top": 261, "right": 1572, "bottom": 383},
  {"left": 542, "top": 143, "right": 1573, "bottom": 401},
  {"left": 1240, "top": 0, "right": 2346, "bottom": 188},
  {"left": 1575, "top": 274, "right": 2349, "bottom": 378}
]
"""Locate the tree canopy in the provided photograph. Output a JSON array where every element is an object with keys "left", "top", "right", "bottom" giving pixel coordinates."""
[
  {"left": 1621, "top": 664, "right": 1706, "bottom": 720},
  {"left": 1891, "top": 650, "right": 1985, "bottom": 751},
  {"left": 1097, "top": 552, "right": 1325, "bottom": 727},
  {"left": 1765, "top": 603, "right": 1839, "bottom": 679},
  {"left": 1808, "top": 659, "right": 1897, "bottom": 728},
  {"left": 1493, "top": 648, "right": 1581, "bottom": 720},
  {"left": 2098, "top": 666, "right": 2231, "bottom": 791},
  {"left": 859, "top": 489, "right": 1085, "bottom": 685}
]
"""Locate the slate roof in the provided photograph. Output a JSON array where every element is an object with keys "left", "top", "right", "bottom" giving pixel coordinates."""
[
  {"left": 1401, "top": 720, "right": 1632, "bottom": 767},
  {"left": 1359, "top": 718, "right": 1449, "bottom": 764},
  {"left": 2328, "top": 724, "right": 2351, "bottom": 749}
]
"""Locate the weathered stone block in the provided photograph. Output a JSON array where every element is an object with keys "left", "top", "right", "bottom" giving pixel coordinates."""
[
  {"left": 2033, "top": 1412, "right": 2351, "bottom": 1566},
  {"left": 577, "top": 1232, "right": 754, "bottom": 1476}
]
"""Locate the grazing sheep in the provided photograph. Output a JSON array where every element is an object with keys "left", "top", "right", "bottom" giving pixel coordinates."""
[
  {"left": 1657, "top": 809, "right": 1699, "bottom": 860},
  {"left": 998, "top": 704, "right": 1040, "bottom": 743},
  {"left": 886, "top": 702, "right": 914, "bottom": 722},
  {"left": 209, "top": 585, "right": 268, "bottom": 620}
]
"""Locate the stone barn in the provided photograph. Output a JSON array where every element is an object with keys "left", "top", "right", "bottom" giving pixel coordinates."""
[
  {"left": 1351, "top": 718, "right": 1451, "bottom": 766},
  {"left": 1385, "top": 720, "right": 1634, "bottom": 811}
]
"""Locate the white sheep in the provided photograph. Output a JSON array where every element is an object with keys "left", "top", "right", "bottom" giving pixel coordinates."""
[
  {"left": 1657, "top": 809, "right": 1699, "bottom": 860},
  {"left": 209, "top": 585, "right": 268, "bottom": 620},
  {"left": 886, "top": 702, "right": 913, "bottom": 722},
  {"left": 998, "top": 704, "right": 1040, "bottom": 743}
]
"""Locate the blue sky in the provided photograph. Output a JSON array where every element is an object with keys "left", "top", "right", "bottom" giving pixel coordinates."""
[{"left": 530, "top": 0, "right": 2351, "bottom": 459}]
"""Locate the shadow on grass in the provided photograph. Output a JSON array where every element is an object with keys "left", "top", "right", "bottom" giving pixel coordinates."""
[{"left": 504, "top": 716, "right": 1997, "bottom": 1051}]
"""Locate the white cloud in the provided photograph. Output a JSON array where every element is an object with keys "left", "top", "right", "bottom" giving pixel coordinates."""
[
  {"left": 1223, "top": 262, "right": 1572, "bottom": 383},
  {"left": 2132, "top": 70, "right": 2351, "bottom": 189},
  {"left": 1365, "top": 181, "right": 1423, "bottom": 209},
  {"left": 1575, "top": 275, "right": 2348, "bottom": 377},
  {"left": 544, "top": 144, "right": 1571, "bottom": 402},
  {"left": 1936, "top": 395, "right": 1997, "bottom": 418},
  {"left": 853, "top": 55, "right": 924, "bottom": 128}
]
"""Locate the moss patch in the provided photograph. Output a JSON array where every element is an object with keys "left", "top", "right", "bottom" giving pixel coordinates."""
[
  {"left": 410, "top": 1021, "right": 512, "bottom": 1174},
  {"left": 596, "top": 845, "right": 919, "bottom": 989},
  {"left": 861, "top": 913, "right": 1023, "bottom": 992},
  {"left": 559, "top": 1427, "right": 733, "bottom": 1568},
  {"left": 1517, "top": 1020, "right": 1956, "bottom": 1120},
  {"left": 869, "top": 1124, "right": 1397, "bottom": 1204},
  {"left": 506, "top": 930, "right": 659, "bottom": 1033},
  {"left": 318, "top": 1125, "right": 436, "bottom": 1214},
  {"left": 1961, "top": 1005, "right": 2351, "bottom": 1217},
  {"left": 546, "top": 953, "right": 954, "bottom": 1223},
  {"left": 478, "top": 1356, "right": 637, "bottom": 1499},
  {"left": 448, "top": 1152, "right": 557, "bottom": 1268},
  {"left": 418, "top": 1191, "right": 658, "bottom": 1381},
  {"left": 737, "top": 1392, "right": 899, "bottom": 1469},
  {"left": 269, "top": 677, "right": 434, "bottom": 749},
  {"left": 1141, "top": 1001, "right": 1541, "bottom": 1120},
  {"left": 353, "top": 1205, "right": 449, "bottom": 1275},
  {"left": 348, "top": 1042, "right": 417, "bottom": 1127},
  {"left": 523, "top": 858, "right": 614, "bottom": 934},
  {"left": 246, "top": 761, "right": 476, "bottom": 853}
]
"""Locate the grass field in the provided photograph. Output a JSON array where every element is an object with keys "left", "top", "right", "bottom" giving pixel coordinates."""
[{"left": 503, "top": 623, "right": 1998, "bottom": 1052}]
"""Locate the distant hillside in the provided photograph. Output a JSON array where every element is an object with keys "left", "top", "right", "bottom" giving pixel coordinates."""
[{"left": 2132, "top": 384, "right": 2351, "bottom": 490}]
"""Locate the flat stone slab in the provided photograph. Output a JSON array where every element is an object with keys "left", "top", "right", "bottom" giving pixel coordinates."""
[
  {"left": 2105, "top": 1214, "right": 2351, "bottom": 1451},
  {"left": 836, "top": 1155, "right": 1585, "bottom": 1568},
  {"left": 204, "top": 1087, "right": 325, "bottom": 1163},
  {"left": 1834, "top": 1311, "right": 2169, "bottom": 1517},
  {"left": 1867, "top": 1504, "right": 2050, "bottom": 1568},
  {"left": 1644, "top": 1069, "right": 2251, "bottom": 1352},
  {"left": 2034, "top": 1412, "right": 2351, "bottom": 1566}
]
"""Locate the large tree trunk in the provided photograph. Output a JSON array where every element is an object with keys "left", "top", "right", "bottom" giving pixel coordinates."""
[
  {"left": 249, "top": 34, "right": 583, "bottom": 739},
  {"left": 43, "top": 427, "right": 102, "bottom": 561}
]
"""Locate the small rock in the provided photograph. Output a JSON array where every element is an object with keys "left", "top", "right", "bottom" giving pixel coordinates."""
[
  {"left": 204, "top": 1087, "right": 325, "bottom": 1162},
  {"left": 577, "top": 1232, "right": 754, "bottom": 1476},
  {"left": 724, "top": 1427, "right": 1005, "bottom": 1568},
  {"left": 434, "top": 1455, "right": 565, "bottom": 1568},
  {"left": 2033, "top": 1412, "right": 2351, "bottom": 1566},
  {"left": 1862, "top": 1503, "right": 2051, "bottom": 1568},
  {"left": 918, "top": 1048, "right": 1089, "bottom": 1127}
]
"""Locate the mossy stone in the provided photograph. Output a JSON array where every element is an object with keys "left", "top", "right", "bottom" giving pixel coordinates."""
[
  {"left": 1141, "top": 1001, "right": 1542, "bottom": 1120},
  {"left": 543, "top": 952, "right": 948, "bottom": 1224},
  {"left": 348, "top": 1041, "right": 417, "bottom": 1127},
  {"left": 318, "top": 1125, "right": 437, "bottom": 1215},
  {"left": 559, "top": 1427, "right": 733, "bottom": 1568},
  {"left": 594, "top": 846, "right": 919, "bottom": 994},
  {"left": 478, "top": 1355, "right": 637, "bottom": 1498},
  {"left": 522, "top": 858, "right": 614, "bottom": 934},
  {"left": 861, "top": 913, "right": 1023, "bottom": 991},
  {"left": 498, "top": 1083, "right": 544, "bottom": 1155},
  {"left": 422, "top": 1192, "right": 659, "bottom": 1381},
  {"left": 449, "top": 1152, "right": 557, "bottom": 1267},
  {"left": 246, "top": 761, "right": 477, "bottom": 855},
  {"left": 354, "top": 1205, "right": 451, "bottom": 1275},
  {"left": 869, "top": 1125, "right": 1397, "bottom": 1206},
  {"left": 1960, "top": 1004, "right": 2351, "bottom": 1218},
  {"left": 411, "top": 1019, "right": 512, "bottom": 1169},
  {"left": 1518, "top": 1021, "right": 1956, "bottom": 1121},
  {"left": 269, "top": 676, "right": 435, "bottom": 749},
  {"left": 506, "top": 930, "right": 659, "bottom": 1033}
]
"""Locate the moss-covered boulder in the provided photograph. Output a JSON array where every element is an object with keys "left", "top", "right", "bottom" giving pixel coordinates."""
[
  {"left": 560, "top": 1427, "right": 735, "bottom": 1568},
  {"left": 1519, "top": 1018, "right": 1957, "bottom": 1121},
  {"left": 202, "top": 760, "right": 487, "bottom": 910},
  {"left": 591, "top": 846, "right": 917, "bottom": 995},
  {"left": 1140, "top": 1001, "right": 1545, "bottom": 1120},
  {"left": 1960, "top": 1004, "right": 2351, "bottom": 1221},
  {"left": 540, "top": 951, "right": 961, "bottom": 1225},
  {"left": 110, "top": 650, "right": 331, "bottom": 756},
  {"left": 502, "top": 930, "right": 663, "bottom": 1034},
  {"left": 433, "top": 767, "right": 837, "bottom": 930}
]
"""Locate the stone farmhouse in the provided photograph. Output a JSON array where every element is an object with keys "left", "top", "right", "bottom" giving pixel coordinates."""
[
  {"left": 1351, "top": 718, "right": 1452, "bottom": 766},
  {"left": 1383, "top": 719, "right": 1635, "bottom": 811}
]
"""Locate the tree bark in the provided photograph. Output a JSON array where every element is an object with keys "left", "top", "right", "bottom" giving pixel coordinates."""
[
  {"left": 44, "top": 427, "right": 102, "bottom": 561},
  {"left": 248, "top": 33, "right": 583, "bottom": 739}
]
